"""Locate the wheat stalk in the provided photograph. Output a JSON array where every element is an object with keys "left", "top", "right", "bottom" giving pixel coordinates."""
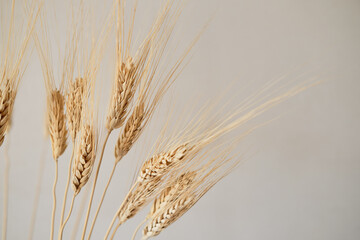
[
  {"left": 58, "top": 123, "right": 97, "bottom": 239},
  {"left": 46, "top": 89, "right": 68, "bottom": 240}
]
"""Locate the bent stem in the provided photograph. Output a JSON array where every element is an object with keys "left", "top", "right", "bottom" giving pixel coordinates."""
[
  {"left": 58, "top": 195, "right": 76, "bottom": 240},
  {"left": 71, "top": 187, "right": 90, "bottom": 240},
  {"left": 87, "top": 162, "right": 117, "bottom": 240},
  {"left": 2, "top": 137, "right": 11, "bottom": 240},
  {"left": 81, "top": 131, "right": 111, "bottom": 240},
  {"left": 104, "top": 183, "right": 137, "bottom": 240},
  {"left": 104, "top": 214, "right": 118, "bottom": 240},
  {"left": 28, "top": 139, "right": 48, "bottom": 240},
  {"left": 131, "top": 219, "right": 147, "bottom": 240},
  {"left": 110, "top": 221, "right": 121, "bottom": 240},
  {"left": 59, "top": 147, "right": 75, "bottom": 226},
  {"left": 50, "top": 159, "right": 59, "bottom": 240}
]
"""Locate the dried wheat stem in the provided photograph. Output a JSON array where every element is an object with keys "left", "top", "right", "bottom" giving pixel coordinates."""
[
  {"left": 59, "top": 147, "right": 75, "bottom": 228},
  {"left": 104, "top": 214, "right": 118, "bottom": 240},
  {"left": 81, "top": 131, "right": 111, "bottom": 240},
  {"left": 2, "top": 136, "right": 10, "bottom": 240},
  {"left": 50, "top": 160, "right": 59, "bottom": 240},
  {"left": 58, "top": 195, "right": 76, "bottom": 240},
  {"left": 71, "top": 186, "right": 90, "bottom": 240},
  {"left": 131, "top": 219, "right": 147, "bottom": 240},
  {"left": 110, "top": 220, "right": 122, "bottom": 240},
  {"left": 87, "top": 163, "right": 117, "bottom": 240},
  {"left": 28, "top": 139, "right": 48, "bottom": 240}
]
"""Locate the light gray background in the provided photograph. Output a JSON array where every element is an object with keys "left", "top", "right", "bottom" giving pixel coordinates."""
[{"left": 0, "top": 0, "right": 359, "bottom": 239}]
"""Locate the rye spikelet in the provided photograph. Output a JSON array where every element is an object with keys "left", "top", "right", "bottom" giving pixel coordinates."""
[
  {"left": 106, "top": 57, "right": 137, "bottom": 131},
  {"left": 138, "top": 144, "right": 191, "bottom": 182},
  {"left": 143, "top": 195, "right": 194, "bottom": 240},
  {"left": 117, "top": 177, "right": 162, "bottom": 225},
  {"left": 149, "top": 171, "right": 197, "bottom": 217},
  {"left": 115, "top": 101, "right": 145, "bottom": 162},
  {"left": 72, "top": 124, "right": 96, "bottom": 195},
  {"left": 66, "top": 77, "right": 86, "bottom": 142},
  {"left": 0, "top": 82, "right": 15, "bottom": 147},
  {"left": 47, "top": 90, "right": 68, "bottom": 160}
]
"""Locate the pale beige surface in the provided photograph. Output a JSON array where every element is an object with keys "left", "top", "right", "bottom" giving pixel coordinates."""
[{"left": 0, "top": 0, "right": 359, "bottom": 239}]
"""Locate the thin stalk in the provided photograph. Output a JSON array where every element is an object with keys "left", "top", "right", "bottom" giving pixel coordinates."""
[
  {"left": 2, "top": 137, "right": 10, "bottom": 240},
  {"left": 131, "top": 219, "right": 147, "bottom": 240},
  {"left": 59, "top": 147, "right": 75, "bottom": 226},
  {"left": 87, "top": 163, "right": 117, "bottom": 240},
  {"left": 28, "top": 138, "right": 48, "bottom": 240},
  {"left": 81, "top": 131, "right": 111, "bottom": 240},
  {"left": 58, "top": 195, "right": 76, "bottom": 240},
  {"left": 110, "top": 221, "right": 121, "bottom": 240},
  {"left": 50, "top": 159, "right": 59, "bottom": 240},
  {"left": 70, "top": 187, "right": 90, "bottom": 240},
  {"left": 104, "top": 183, "right": 137, "bottom": 240},
  {"left": 104, "top": 215, "right": 118, "bottom": 240}
]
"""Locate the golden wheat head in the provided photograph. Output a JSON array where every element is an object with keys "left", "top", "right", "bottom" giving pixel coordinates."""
[
  {"left": 0, "top": 81, "right": 15, "bottom": 147},
  {"left": 106, "top": 57, "right": 137, "bottom": 131},
  {"left": 72, "top": 124, "right": 96, "bottom": 195},
  {"left": 66, "top": 77, "right": 86, "bottom": 142},
  {"left": 47, "top": 89, "right": 68, "bottom": 160}
]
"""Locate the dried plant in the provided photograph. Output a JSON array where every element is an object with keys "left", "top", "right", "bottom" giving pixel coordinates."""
[
  {"left": 0, "top": 81, "right": 15, "bottom": 147},
  {"left": 67, "top": 77, "right": 86, "bottom": 142},
  {"left": 47, "top": 90, "right": 68, "bottom": 160},
  {"left": 0, "top": 1, "right": 318, "bottom": 240},
  {"left": 72, "top": 124, "right": 97, "bottom": 195},
  {"left": 106, "top": 56, "right": 137, "bottom": 132}
]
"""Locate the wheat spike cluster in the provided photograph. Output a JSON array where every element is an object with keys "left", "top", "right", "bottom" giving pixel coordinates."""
[{"left": 0, "top": 0, "right": 318, "bottom": 240}]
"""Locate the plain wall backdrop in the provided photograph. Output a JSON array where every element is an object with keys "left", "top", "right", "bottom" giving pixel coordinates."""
[{"left": 0, "top": 0, "right": 359, "bottom": 239}]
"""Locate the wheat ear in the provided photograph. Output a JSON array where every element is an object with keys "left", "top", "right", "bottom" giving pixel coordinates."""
[
  {"left": 0, "top": 82, "right": 15, "bottom": 147},
  {"left": 47, "top": 89, "right": 67, "bottom": 240},
  {"left": 143, "top": 195, "right": 193, "bottom": 240},
  {"left": 59, "top": 77, "right": 87, "bottom": 226},
  {"left": 103, "top": 178, "right": 161, "bottom": 240},
  {"left": 106, "top": 57, "right": 136, "bottom": 131},
  {"left": 47, "top": 90, "right": 68, "bottom": 160},
  {"left": 66, "top": 77, "right": 86, "bottom": 141},
  {"left": 139, "top": 144, "right": 191, "bottom": 182}
]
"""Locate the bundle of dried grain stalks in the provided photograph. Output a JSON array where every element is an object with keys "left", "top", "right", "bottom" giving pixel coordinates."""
[{"left": 0, "top": 0, "right": 317, "bottom": 240}]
